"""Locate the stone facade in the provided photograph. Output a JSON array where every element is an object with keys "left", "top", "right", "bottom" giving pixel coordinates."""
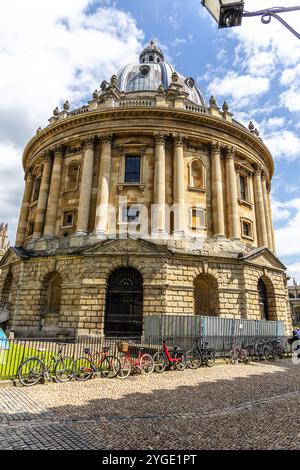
[
  {"left": 288, "top": 283, "right": 300, "bottom": 326},
  {"left": 0, "top": 42, "right": 292, "bottom": 336}
]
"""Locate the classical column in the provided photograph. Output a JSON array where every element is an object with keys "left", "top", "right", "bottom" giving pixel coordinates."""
[
  {"left": 76, "top": 137, "right": 96, "bottom": 234},
  {"left": 253, "top": 166, "right": 268, "bottom": 247},
  {"left": 267, "top": 184, "right": 276, "bottom": 252},
  {"left": 210, "top": 141, "right": 225, "bottom": 237},
  {"left": 32, "top": 151, "right": 53, "bottom": 239},
  {"left": 153, "top": 133, "right": 166, "bottom": 234},
  {"left": 173, "top": 134, "right": 185, "bottom": 234},
  {"left": 43, "top": 145, "right": 64, "bottom": 237},
  {"left": 225, "top": 146, "right": 239, "bottom": 240},
  {"left": 15, "top": 172, "right": 34, "bottom": 246},
  {"left": 261, "top": 173, "right": 273, "bottom": 251},
  {"left": 94, "top": 134, "right": 113, "bottom": 235}
]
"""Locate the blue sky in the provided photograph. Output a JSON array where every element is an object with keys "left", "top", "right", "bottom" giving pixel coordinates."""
[{"left": 0, "top": 0, "right": 299, "bottom": 281}]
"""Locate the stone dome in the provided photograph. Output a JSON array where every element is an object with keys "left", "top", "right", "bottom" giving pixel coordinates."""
[{"left": 116, "top": 40, "right": 205, "bottom": 107}]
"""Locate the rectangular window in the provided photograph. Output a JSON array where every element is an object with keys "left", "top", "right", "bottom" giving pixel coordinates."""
[
  {"left": 240, "top": 175, "right": 247, "bottom": 201},
  {"left": 190, "top": 207, "right": 205, "bottom": 230},
  {"left": 124, "top": 155, "right": 141, "bottom": 183},
  {"left": 242, "top": 220, "right": 252, "bottom": 238},
  {"left": 63, "top": 211, "right": 74, "bottom": 227},
  {"left": 122, "top": 206, "right": 140, "bottom": 223}
]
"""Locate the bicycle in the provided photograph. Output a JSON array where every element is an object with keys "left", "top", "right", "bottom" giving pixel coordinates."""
[
  {"left": 245, "top": 338, "right": 275, "bottom": 361},
  {"left": 153, "top": 337, "right": 186, "bottom": 373},
  {"left": 228, "top": 341, "right": 250, "bottom": 365},
  {"left": 18, "top": 343, "right": 75, "bottom": 387},
  {"left": 117, "top": 342, "right": 154, "bottom": 379},
  {"left": 186, "top": 338, "right": 216, "bottom": 369},
  {"left": 74, "top": 346, "right": 121, "bottom": 381}
]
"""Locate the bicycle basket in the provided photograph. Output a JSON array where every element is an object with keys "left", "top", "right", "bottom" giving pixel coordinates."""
[{"left": 117, "top": 342, "right": 129, "bottom": 353}]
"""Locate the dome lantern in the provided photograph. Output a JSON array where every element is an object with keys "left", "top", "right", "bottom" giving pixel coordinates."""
[{"left": 139, "top": 40, "right": 164, "bottom": 64}]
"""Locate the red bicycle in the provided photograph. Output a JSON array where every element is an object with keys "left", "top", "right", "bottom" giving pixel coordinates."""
[
  {"left": 117, "top": 342, "right": 154, "bottom": 379},
  {"left": 153, "top": 337, "right": 186, "bottom": 373},
  {"left": 74, "top": 346, "right": 121, "bottom": 381}
]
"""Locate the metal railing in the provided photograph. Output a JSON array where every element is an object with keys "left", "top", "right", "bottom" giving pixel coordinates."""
[{"left": 0, "top": 334, "right": 291, "bottom": 380}]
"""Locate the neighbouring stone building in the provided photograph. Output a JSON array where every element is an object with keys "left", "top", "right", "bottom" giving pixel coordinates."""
[
  {"left": 288, "top": 281, "right": 300, "bottom": 326},
  {"left": 0, "top": 224, "right": 9, "bottom": 260},
  {"left": 0, "top": 41, "right": 292, "bottom": 337}
]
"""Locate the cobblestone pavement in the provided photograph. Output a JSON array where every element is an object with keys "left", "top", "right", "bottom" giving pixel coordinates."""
[{"left": 0, "top": 359, "right": 299, "bottom": 450}]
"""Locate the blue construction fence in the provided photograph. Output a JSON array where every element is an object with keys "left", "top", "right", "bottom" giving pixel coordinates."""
[{"left": 144, "top": 314, "right": 285, "bottom": 338}]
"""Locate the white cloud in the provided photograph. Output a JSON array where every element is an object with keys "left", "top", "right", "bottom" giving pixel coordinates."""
[
  {"left": 280, "top": 87, "right": 300, "bottom": 113},
  {"left": 286, "top": 263, "right": 300, "bottom": 284},
  {"left": 208, "top": 72, "right": 269, "bottom": 108},
  {"left": 273, "top": 198, "right": 300, "bottom": 257},
  {"left": 263, "top": 130, "right": 300, "bottom": 162},
  {"left": 0, "top": 0, "right": 144, "bottom": 242}
]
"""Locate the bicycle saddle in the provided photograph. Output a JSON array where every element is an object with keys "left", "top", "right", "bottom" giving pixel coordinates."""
[{"left": 37, "top": 348, "right": 47, "bottom": 352}]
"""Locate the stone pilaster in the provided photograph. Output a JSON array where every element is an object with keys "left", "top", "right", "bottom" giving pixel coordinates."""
[
  {"left": 210, "top": 141, "right": 225, "bottom": 237},
  {"left": 43, "top": 145, "right": 64, "bottom": 237},
  {"left": 76, "top": 137, "right": 96, "bottom": 234},
  {"left": 261, "top": 173, "right": 273, "bottom": 251},
  {"left": 32, "top": 151, "right": 53, "bottom": 239},
  {"left": 15, "top": 172, "right": 34, "bottom": 246},
  {"left": 94, "top": 133, "right": 113, "bottom": 235},
  {"left": 253, "top": 166, "right": 268, "bottom": 247},
  {"left": 173, "top": 134, "right": 185, "bottom": 234},
  {"left": 267, "top": 184, "right": 276, "bottom": 252},
  {"left": 225, "top": 146, "right": 239, "bottom": 240},
  {"left": 153, "top": 133, "right": 166, "bottom": 234}
]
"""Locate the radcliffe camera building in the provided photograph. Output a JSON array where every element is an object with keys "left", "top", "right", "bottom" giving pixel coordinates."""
[{"left": 0, "top": 42, "right": 292, "bottom": 336}]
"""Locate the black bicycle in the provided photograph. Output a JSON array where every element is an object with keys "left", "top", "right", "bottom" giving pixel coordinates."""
[
  {"left": 18, "top": 343, "right": 75, "bottom": 387},
  {"left": 186, "top": 338, "right": 216, "bottom": 369}
]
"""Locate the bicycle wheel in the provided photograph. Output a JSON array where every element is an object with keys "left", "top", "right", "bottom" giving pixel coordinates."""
[
  {"left": 55, "top": 356, "right": 75, "bottom": 383},
  {"left": 117, "top": 355, "right": 132, "bottom": 379},
  {"left": 100, "top": 355, "right": 121, "bottom": 379},
  {"left": 264, "top": 345, "right": 275, "bottom": 361},
  {"left": 174, "top": 351, "right": 186, "bottom": 371},
  {"left": 140, "top": 354, "right": 154, "bottom": 375},
  {"left": 18, "top": 357, "right": 44, "bottom": 387},
  {"left": 186, "top": 349, "right": 202, "bottom": 369},
  {"left": 74, "top": 356, "right": 94, "bottom": 381},
  {"left": 229, "top": 351, "right": 239, "bottom": 365},
  {"left": 205, "top": 349, "right": 216, "bottom": 367},
  {"left": 153, "top": 351, "right": 167, "bottom": 373}
]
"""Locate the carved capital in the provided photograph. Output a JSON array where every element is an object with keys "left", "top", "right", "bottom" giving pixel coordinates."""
[
  {"left": 25, "top": 171, "right": 33, "bottom": 182},
  {"left": 210, "top": 141, "right": 220, "bottom": 153},
  {"left": 224, "top": 146, "right": 235, "bottom": 159},
  {"left": 82, "top": 136, "right": 96, "bottom": 150},
  {"left": 43, "top": 149, "right": 53, "bottom": 163},
  {"left": 172, "top": 133, "right": 184, "bottom": 147},
  {"left": 54, "top": 144, "right": 65, "bottom": 157},
  {"left": 154, "top": 132, "right": 166, "bottom": 145},
  {"left": 252, "top": 163, "right": 262, "bottom": 175},
  {"left": 101, "top": 132, "right": 113, "bottom": 146}
]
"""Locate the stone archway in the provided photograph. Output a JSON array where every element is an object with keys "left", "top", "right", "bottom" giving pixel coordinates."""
[
  {"left": 0, "top": 271, "right": 13, "bottom": 330},
  {"left": 193, "top": 273, "right": 219, "bottom": 316},
  {"left": 40, "top": 272, "right": 63, "bottom": 332},
  {"left": 257, "top": 275, "right": 276, "bottom": 320},
  {"left": 105, "top": 267, "right": 143, "bottom": 336}
]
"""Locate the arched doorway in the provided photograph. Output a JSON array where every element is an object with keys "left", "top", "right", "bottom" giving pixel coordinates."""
[
  {"left": 258, "top": 278, "right": 269, "bottom": 320},
  {"left": 0, "top": 272, "right": 13, "bottom": 330},
  {"left": 40, "top": 272, "right": 62, "bottom": 331},
  {"left": 105, "top": 267, "right": 143, "bottom": 336},
  {"left": 194, "top": 274, "right": 219, "bottom": 316}
]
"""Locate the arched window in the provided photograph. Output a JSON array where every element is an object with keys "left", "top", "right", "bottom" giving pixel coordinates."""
[
  {"left": 41, "top": 273, "right": 62, "bottom": 315},
  {"left": 32, "top": 177, "right": 41, "bottom": 202},
  {"left": 189, "top": 159, "right": 205, "bottom": 190},
  {"left": 194, "top": 274, "right": 219, "bottom": 316},
  {"left": 105, "top": 267, "right": 143, "bottom": 336},
  {"left": 66, "top": 162, "right": 79, "bottom": 191},
  {"left": 149, "top": 55, "right": 153, "bottom": 61},
  {"left": 1, "top": 272, "right": 13, "bottom": 303},
  {"left": 258, "top": 279, "right": 269, "bottom": 320}
]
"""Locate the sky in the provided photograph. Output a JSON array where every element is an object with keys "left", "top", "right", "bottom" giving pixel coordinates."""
[{"left": 0, "top": 0, "right": 299, "bottom": 283}]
